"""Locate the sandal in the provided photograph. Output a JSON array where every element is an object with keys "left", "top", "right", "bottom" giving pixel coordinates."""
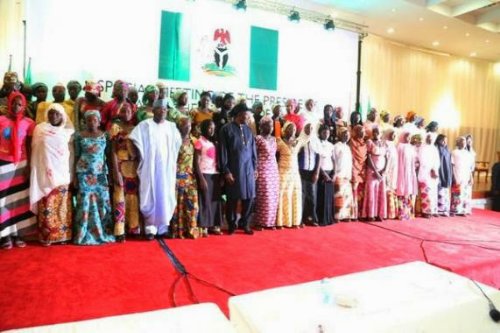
[
  {"left": 1, "top": 236, "right": 13, "bottom": 250},
  {"left": 13, "top": 236, "right": 26, "bottom": 248}
]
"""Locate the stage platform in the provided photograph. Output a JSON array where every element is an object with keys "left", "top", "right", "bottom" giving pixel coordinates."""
[{"left": 1, "top": 209, "right": 499, "bottom": 331}]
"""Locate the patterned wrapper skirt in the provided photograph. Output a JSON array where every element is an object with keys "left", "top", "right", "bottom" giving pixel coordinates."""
[
  {"left": 451, "top": 183, "right": 471, "bottom": 215},
  {"left": 38, "top": 185, "right": 72, "bottom": 243},
  {"left": 0, "top": 159, "right": 36, "bottom": 238},
  {"left": 334, "top": 177, "right": 355, "bottom": 220}
]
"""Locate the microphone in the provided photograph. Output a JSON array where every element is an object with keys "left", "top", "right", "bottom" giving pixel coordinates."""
[
  {"left": 490, "top": 303, "right": 500, "bottom": 323},
  {"left": 471, "top": 279, "right": 499, "bottom": 323}
]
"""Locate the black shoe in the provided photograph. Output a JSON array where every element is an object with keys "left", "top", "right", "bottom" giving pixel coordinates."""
[
  {"left": 227, "top": 228, "right": 236, "bottom": 235},
  {"left": 116, "top": 235, "right": 126, "bottom": 243},
  {"left": 145, "top": 233, "right": 155, "bottom": 241},
  {"left": 244, "top": 228, "right": 254, "bottom": 235}
]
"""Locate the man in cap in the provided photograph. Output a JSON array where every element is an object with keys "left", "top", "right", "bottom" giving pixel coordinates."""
[{"left": 219, "top": 102, "right": 257, "bottom": 235}]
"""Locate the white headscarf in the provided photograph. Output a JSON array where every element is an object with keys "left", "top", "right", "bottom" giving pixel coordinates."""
[{"left": 30, "top": 103, "right": 75, "bottom": 213}]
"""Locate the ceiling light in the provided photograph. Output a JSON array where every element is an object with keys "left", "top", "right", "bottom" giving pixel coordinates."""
[
  {"left": 443, "top": 25, "right": 448, "bottom": 29},
  {"left": 419, "top": 17, "right": 424, "bottom": 21},
  {"left": 324, "top": 19, "right": 335, "bottom": 31},
  {"left": 432, "top": 41, "right": 440, "bottom": 46},
  {"left": 391, "top": 8, "right": 396, "bottom": 12},
  {"left": 486, "top": 40, "right": 490, "bottom": 43},
  {"left": 387, "top": 27, "right": 395, "bottom": 34},
  {"left": 470, "top": 52, "right": 477, "bottom": 57},
  {"left": 465, "top": 32, "right": 470, "bottom": 37},
  {"left": 234, "top": 0, "right": 247, "bottom": 11},
  {"left": 288, "top": 10, "right": 300, "bottom": 22}
]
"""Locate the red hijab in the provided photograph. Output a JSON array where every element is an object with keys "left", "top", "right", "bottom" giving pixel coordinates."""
[{"left": 6, "top": 92, "right": 28, "bottom": 162}]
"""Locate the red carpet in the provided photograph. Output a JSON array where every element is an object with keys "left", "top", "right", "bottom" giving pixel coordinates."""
[{"left": 1, "top": 209, "right": 499, "bottom": 331}]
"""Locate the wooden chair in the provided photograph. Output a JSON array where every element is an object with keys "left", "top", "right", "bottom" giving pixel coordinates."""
[{"left": 474, "top": 161, "right": 490, "bottom": 182}]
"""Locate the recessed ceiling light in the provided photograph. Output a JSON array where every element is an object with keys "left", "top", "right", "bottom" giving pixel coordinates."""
[
  {"left": 391, "top": 8, "right": 396, "bottom": 12},
  {"left": 443, "top": 26, "right": 448, "bottom": 30},
  {"left": 432, "top": 41, "right": 440, "bottom": 46},
  {"left": 387, "top": 27, "right": 395, "bottom": 34},
  {"left": 470, "top": 52, "right": 477, "bottom": 57},
  {"left": 419, "top": 17, "right": 424, "bottom": 21},
  {"left": 486, "top": 40, "right": 490, "bottom": 43},
  {"left": 465, "top": 33, "right": 470, "bottom": 37}
]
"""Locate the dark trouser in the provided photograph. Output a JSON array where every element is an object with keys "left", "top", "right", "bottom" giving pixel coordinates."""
[
  {"left": 317, "top": 171, "right": 334, "bottom": 226},
  {"left": 300, "top": 170, "right": 318, "bottom": 224},
  {"left": 226, "top": 198, "right": 254, "bottom": 231},
  {"left": 199, "top": 174, "right": 223, "bottom": 228}
]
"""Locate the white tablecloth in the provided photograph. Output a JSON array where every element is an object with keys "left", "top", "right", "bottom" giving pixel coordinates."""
[
  {"left": 6, "top": 303, "right": 235, "bottom": 333},
  {"left": 229, "top": 261, "right": 500, "bottom": 333}
]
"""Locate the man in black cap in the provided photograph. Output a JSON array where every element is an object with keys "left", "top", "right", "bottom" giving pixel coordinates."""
[{"left": 219, "top": 102, "right": 257, "bottom": 235}]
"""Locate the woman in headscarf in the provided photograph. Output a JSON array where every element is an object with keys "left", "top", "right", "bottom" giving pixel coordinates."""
[
  {"left": 250, "top": 101, "right": 264, "bottom": 135},
  {"left": 174, "top": 91, "right": 190, "bottom": 117},
  {"left": 194, "top": 119, "right": 223, "bottom": 236},
  {"left": 276, "top": 121, "right": 303, "bottom": 228},
  {"left": 464, "top": 134, "right": 476, "bottom": 215},
  {"left": 435, "top": 134, "right": 452, "bottom": 216},
  {"left": 332, "top": 127, "right": 354, "bottom": 222},
  {"left": 109, "top": 102, "right": 140, "bottom": 242},
  {"left": 451, "top": 136, "right": 474, "bottom": 216},
  {"left": 30, "top": 103, "right": 74, "bottom": 246},
  {"left": 28, "top": 82, "right": 48, "bottom": 120},
  {"left": 253, "top": 116, "right": 280, "bottom": 230},
  {"left": 316, "top": 124, "right": 335, "bottom": 226},
  {"left": 272, "top": 104, "right": 284, "bottom": 138},
  {"left": 190, "top": 91, "right": 214, "bottom": 137},
  {"left": 379, "top": 111, "right": 393, "bottom": 134},
  {"left": 73, "top": 110, "right": 115, "bottom": 245},
  {"left": 136, "top": 84, "right": 158, "bottom": 122},
  {"left": 102, "top": 80, "right": 131, "bottom": 130},
  {"left": 417, "top": 132, "right": 440, "bottom": 218},
  {"left": 384, "top": 128, "right": 398, "bottom": 219},
  {"left": 322, "top": 104, "right": 336, "bottom": 144},
  {"left": 284, "top": 99, "right": 305, "bottom": 134},
  {"left": 362, "top": 126, "right": 388, "bottom": 221},
  {"left": 74, "top": 81, "right": 105, "bottom": 131},
  {"left": 396, "top": 131, "right": 418, "bottom": 220},
  {"left": 64, "top": 80, "right": 82, "bottom": 120},
  {"left": 170, "top": 118, "right": 199, "bottom": 239},
  {"left": 0, "top": 92, "right": 36, "bottom": 249},
  {"left": 349, "top": 124, "right": 367, "bottom": 220}
]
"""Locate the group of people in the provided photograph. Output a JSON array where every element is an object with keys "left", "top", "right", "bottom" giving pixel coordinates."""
[{"left": 0, "top": 72, "right": 476, "bottom": 249}]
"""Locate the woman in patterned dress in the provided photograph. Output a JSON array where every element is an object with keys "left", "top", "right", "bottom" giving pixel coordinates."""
[
  {"left": 417, "top": 132, "right": 440, "bottom": 218},
  {"left": 170, "top": 118, "right": 199, "bottom": 239},
  {"left": 109, "top": 102, "right": 140, "bottom": 242},
  {"left": 136, "top": 84, "right": 158, "bottom": 123},
  {"left": 73, "top": 111, "right": 115, "bottom": 245},
  {"left": 74, "top": 81, "right": 105, "bottom": 131},
  {"left": 30, "top": 103, "right": 74, "bottom": 246},
  {"left": 276, "top": 122, "right": 302, "bottom": 228},
  {"left": 396, "top": 131, "right": 418, "bottom": 220},
  {"left": 253, "top": 116, "right": 279, "bottom": 230}
]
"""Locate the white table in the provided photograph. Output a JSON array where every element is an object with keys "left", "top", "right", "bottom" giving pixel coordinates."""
[
  {"left": 229, "top": 261, "right": 500, "bottom": 333},
  {"left": 6, "top": 303, "right": 236, "bottom": 333}
]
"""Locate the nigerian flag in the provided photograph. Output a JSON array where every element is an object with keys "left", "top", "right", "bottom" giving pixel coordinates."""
[
  {"left": 158, "top": 9, "right": 279, "bottom": 91},
  {"left": 158, "top": 11, "right": 191, "bottom": 81},
  {"left": 249, "top": 26, "right": 278, "bottom": 91},
  {"left": 24, "top": 57, "right": 32, "bottom": 86}
]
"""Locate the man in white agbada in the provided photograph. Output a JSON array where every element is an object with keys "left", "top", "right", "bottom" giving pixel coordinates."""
[{"left": 129, "top": 99, "right": 181, "bottom": 239}]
